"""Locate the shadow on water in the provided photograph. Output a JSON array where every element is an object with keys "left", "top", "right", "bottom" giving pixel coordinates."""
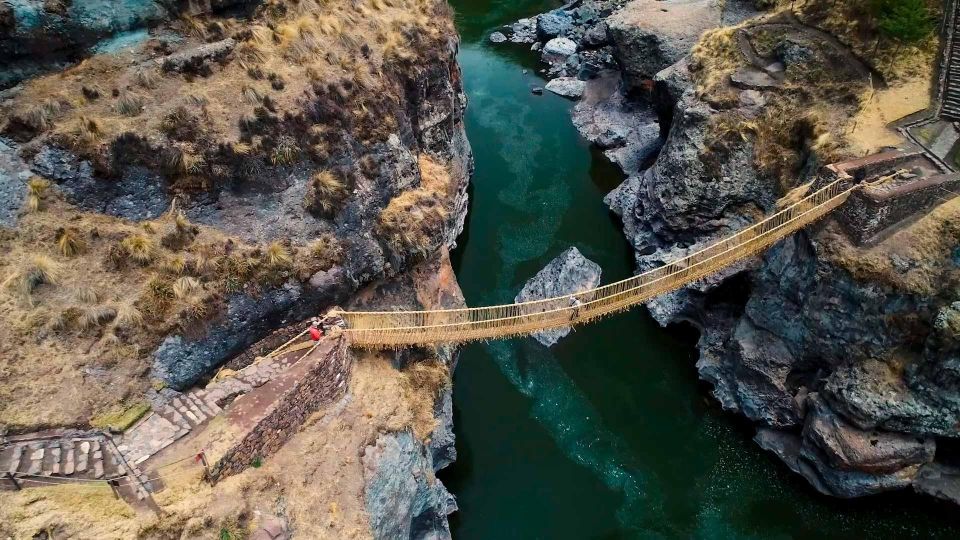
[{"left": 439, "top": 1, "right": 960, "bottom": 538}]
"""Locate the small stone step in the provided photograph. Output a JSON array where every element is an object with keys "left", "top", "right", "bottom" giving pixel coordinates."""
[
  {"left": 203, "top": 397, "right": 223, "bottom": 416},
  {"left": 187, "top": 393, "right": 215, "bottom": 418},
  {"left": 76, "top": 441, "right": 90, "bottom": 474},
  {"left": 49, "top": 446, "right": 61, "bottom": 476},
  {"left": 26, "top": 447, "right": 44, "bottom": 475},
  {"left": 8, "top": 445, "right": 24, "bottom": 474}
]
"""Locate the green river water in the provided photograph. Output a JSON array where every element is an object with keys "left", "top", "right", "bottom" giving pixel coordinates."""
[{"left": 438, "top": 0, "right": 960, "bottom": 537}]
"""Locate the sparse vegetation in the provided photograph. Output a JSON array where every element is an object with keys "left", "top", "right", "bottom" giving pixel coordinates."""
[
  {"left": 115, "top": 92, "right": 145, "bottom": 116},
  {"left": 270, "top": 136, "right": 300, "bottom": 166},
  {"left": 173, "top": 276, "right": 202, "bottom": 299},
  {"left": 304, "top": 170, "right": 349, "bottom": 216},
  {"left": 90, "top": 401, "right": 151, "bottom": 431},
  {"left": 310, "top": 233, "right": 344, "bottom": 270},
  {"left": 25, "top": 176, "right": 51, "bottom": 212},
  {"left": 56, "top": 227, "right": 87, "bottom": 257},
  {"left": 78, "top": 305, "right": 117, "bottom": 331},
  {"left": 115, "top": 304, "right": 145, "bottom": 331},
  {"left": 122, "top": 234, "right": 156, "bottom": 265},
  {"left": 3, "top": 255, "right": 61, "bottom": 300},
  {"left": 265, "top": 241, "right": 293, "bottom": 268},
  {"left": 134, "top": 67, "right": 161, "bottom": 89},
  {"left": 378, "top": 188, "right": 448, "bottom": 259}
]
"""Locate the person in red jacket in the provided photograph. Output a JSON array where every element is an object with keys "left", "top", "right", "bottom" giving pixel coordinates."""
[{"left": 309, "top": 317, "right": 323, "bottom": 341}]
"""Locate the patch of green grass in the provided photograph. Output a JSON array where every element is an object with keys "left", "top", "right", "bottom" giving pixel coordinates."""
[{"left": 90, "top": 401, "right": 151, "bottom": 431}]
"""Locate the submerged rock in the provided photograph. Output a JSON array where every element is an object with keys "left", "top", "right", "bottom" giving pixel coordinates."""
[{"left": 515, "top": 247, "right": 602, "bottom": 347}]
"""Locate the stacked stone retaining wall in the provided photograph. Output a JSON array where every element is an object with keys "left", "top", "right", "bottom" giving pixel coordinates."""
[
  {"left": 209, "top": 337, "right": 353, "bottom": 481},
  {"left": 837, "top": 172, "right": 960, "bottom": 244}
]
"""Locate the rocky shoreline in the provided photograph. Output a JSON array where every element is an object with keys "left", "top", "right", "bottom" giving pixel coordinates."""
[{"left": 493, "top": 0, "right": 960, "bottom": 505}]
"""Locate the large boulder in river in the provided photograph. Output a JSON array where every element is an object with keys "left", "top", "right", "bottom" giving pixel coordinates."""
[
  {"left": 515, "top": 247, "right": 602, "bottom": 347},
  {"left": 607, "top": 0, "right": 723, "bottom": 89}
]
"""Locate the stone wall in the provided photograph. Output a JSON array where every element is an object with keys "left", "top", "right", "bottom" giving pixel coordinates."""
[
  {"left": 836, "top": 172, "right": 960, "bottom": 245},
  {"left": 209, "top": 336, "right": 352, "bottom": 481}
]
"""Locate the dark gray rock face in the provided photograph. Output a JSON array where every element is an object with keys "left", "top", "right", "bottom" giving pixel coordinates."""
[
  {"left": 585, "top": 0, "right": 960, "bottom": 503},
  {"left": 0, "top": 137, "right": 31, "bottom": 227},
  {"left": 151, "top": 281, "right": 312, "bottom": 389},
  {"left": 607, "top": 0, "right": 722, "bottom": 89},
  {"left": 0, "top": 0, "right": 254, "bottom": 88},
  {"left": 757, "top": 396, "right": 936, "bottom": 498},
  {"left": 515, "top": 247, "right": 602, "bottom": 347},
  {"left": 32, "top": 146, "right": 171, "bottom": 221},
  {"left": 572, "top": 72, "right": 662, "bottom": 176},
  {"left": 362, "top": 431, "right": 456, "bottom": 540}
]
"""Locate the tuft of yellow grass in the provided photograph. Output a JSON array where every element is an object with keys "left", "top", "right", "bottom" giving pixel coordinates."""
[
  {"left": 265, "top": 242, "right": 292, "bottom": 268},
  {"left": 3, "top": 254, "right": 61, "bottom": 300},
  {"left": 56, "top": 227, "right": 87, "bottom": 257},
  {"left": 25, "top": 176, "right": 51, "bottom": 212}
]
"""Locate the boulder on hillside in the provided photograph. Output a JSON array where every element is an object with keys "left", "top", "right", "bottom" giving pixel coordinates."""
[
  {"left": 515, "top": 247, "right": 602, "bottom": 347},
  {"left": 607, "top": 0, "right": 723, "bottom": 89}
]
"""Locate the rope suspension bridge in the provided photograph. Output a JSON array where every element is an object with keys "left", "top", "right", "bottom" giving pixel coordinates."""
[{"left": 333, "top": 179, "right": 857, "bottom": 347}]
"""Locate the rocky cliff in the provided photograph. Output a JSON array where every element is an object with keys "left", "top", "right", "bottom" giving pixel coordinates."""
[
  {"left": 0, "top": 0, "right": 470, "bottom": 536},
  {"left": 502, "top": 0, "right": 960, "bottom": 504}
]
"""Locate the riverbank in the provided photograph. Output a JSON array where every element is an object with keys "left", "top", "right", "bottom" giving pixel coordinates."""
[{"left": 484, "top": 0, "right": 960, "bottom": 514}]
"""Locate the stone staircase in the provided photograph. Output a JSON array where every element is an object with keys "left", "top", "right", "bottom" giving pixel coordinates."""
[
  {"left": 943, "top": 0, "right": 960, "bottom": 119},
  {"left": 114, "top": 390, "right": 223, "bottom": 467},
  {"left": 0, "top": 338, "right": 317, "bottom": 503},
  {"left": 0, "top": 432, "right": 151, "bottom": 500},
  {"left": 114, "top": 345, "right": 309, "bottom": 467}
]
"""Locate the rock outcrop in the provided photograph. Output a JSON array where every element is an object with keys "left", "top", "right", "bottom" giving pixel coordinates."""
[
  {"left": 362, "top": 431, "right": 457, "bottom": 539},
  {"left": 507, "top": 0, "right": 960, "bottom": 504},
  {"left": 515, "top": 247, "right": 602, "bottom": 347},
  {"left": 607, "top": 0, "right": 724, "bottom": 89}
]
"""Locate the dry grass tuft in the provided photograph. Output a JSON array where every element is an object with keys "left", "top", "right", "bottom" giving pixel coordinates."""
[
  {"left": 115, "top": 92, "right": 145, "bottom": 116},
  {"left": 78, "top": 305, "right": 117, "bottom": 332},
  {"left": 304, "top": 170, "right": 349, "bottom": 215},
  {"left": 114, "top": 304, "right": 145, "bottom": 330},
  {"left": 74, "top": 286, "right": 100, "bottom": 304},
  {"left": 378, "top": 187, "right": 449, "bottom": 258},
  {"left": 173, "top": 276, "right": 202, "bottom": 299},
  {"left": 270, "top": 136, "right": 300, "bottom": 166},
  {"left": 56, "top": 227, "right": 87, "bottom": 257},
  {"left": 309, "top": 233, "right": 344, "bottom": 270},
  {"left": 25, "top": 176, "right": 51, "bottom": 212},
  {"left": 3, "top": 255, "right": 61, "bottom": 300},
  {"left": 121, "top": 234, "right": 156, "bottom": 265},
  {"left": 134, "top": 67, "right": 161, "bottom": 89},
  {"left": 73, "top": 115, "right": 103, "bottom": 148},
  {"left": 265, "top": 242, "right": 293, "bottom": 268},
  {"left": 162, "top": 254, "right": 187, "bottom": 275}
]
